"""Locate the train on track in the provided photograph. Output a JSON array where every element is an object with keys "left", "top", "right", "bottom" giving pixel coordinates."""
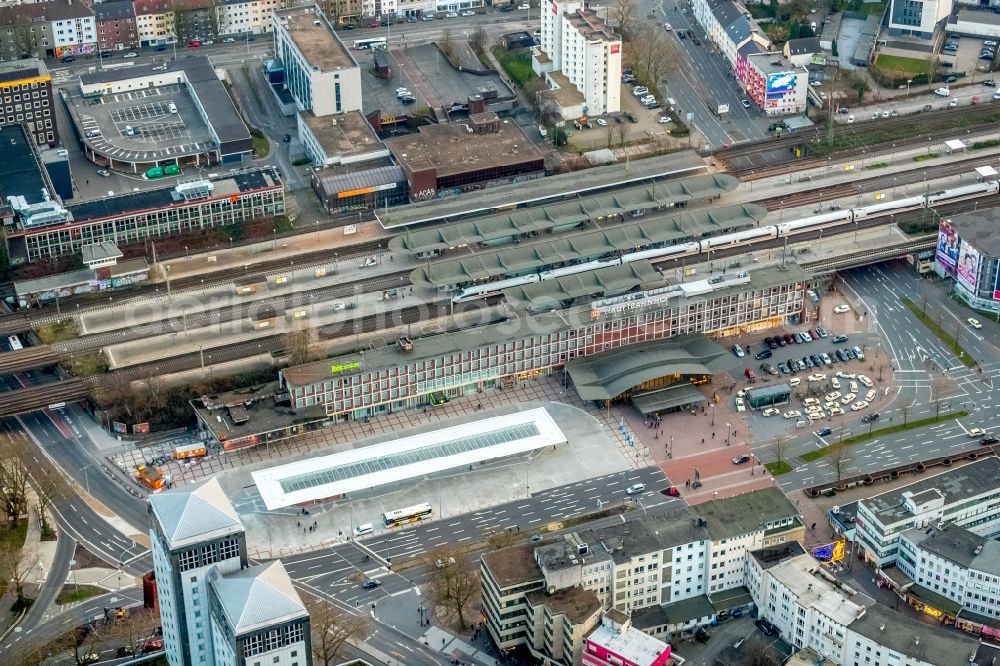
[{"left": 451, "top": 180, "right": 998, "bottom": 303}]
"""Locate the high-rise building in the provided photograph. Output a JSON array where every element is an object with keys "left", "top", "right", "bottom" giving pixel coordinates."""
[
  {"left": 149, "top": 478, "right": 248, "bottom": 665},
  {"left": 532, "top": 0, "right": 621, "bottom": 118}
]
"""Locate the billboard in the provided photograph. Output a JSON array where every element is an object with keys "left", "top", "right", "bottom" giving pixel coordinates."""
[
  {"left": 957, "top": 240, "right": 982, "bottom": 292},
  {"left": 935, "top": 220, "right": 960, "bottom": 275},
  {"left": 766, "top": 72, "right": 797, "bottom": 95}
]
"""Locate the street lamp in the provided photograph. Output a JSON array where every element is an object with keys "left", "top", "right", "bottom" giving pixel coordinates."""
[{"left": 906, "top": 79, "right": 912, "bottom": 97}]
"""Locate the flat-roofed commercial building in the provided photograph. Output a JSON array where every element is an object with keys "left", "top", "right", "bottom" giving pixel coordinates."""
[
  {"left": 384, "top": 111, "right": 545, "bottom": 202},
  {"left": 280, "top": 265, "right": 807, "bottom": 422},
  {"left": 272, "top": 5, "right": 362, "bottom": 117},
  {"left": 6, "top": 168, "right": 285, "bottom": 263},
  {"left": 936, "top": 210, "right": 1000, "bottom": 315}
]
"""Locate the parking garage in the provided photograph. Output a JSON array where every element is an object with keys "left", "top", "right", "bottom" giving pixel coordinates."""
[{"left": 67, "top": 57, "right": 251, "bottom": 173}]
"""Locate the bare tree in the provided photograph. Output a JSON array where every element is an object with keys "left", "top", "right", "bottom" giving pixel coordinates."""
[
  {"left": 485, "top": 529, "right": 518, "bottom": 550},
  {"left": 612, "top": 0, "right": 637, "bottom": 35},
  {"left": 281, "top": 327, "right": 316, "bottom": 367},
  {"left": 13, "top": 17, "right": 40, "bottom": 58},
  {"left": 439, "top": 29, "right": 457, "bottom": 62},
  {"left": 828, "top": 445, "right": 853, "bottom": 482},
  {"left": 306, "top": 596, "right": 369, "bottom": 666},
  {"left": 469, "top": 26, "right": 488, "bottom": 55},
  {"left": 626, "top": 23, "right": 675, "bottom": 89},
  {"left": 0, "top": 535, "right": 35, "bottom": 607},
  {"left": 770, "top": 436, "right": 789, "bottom": 466},
  {"left": 426, "top": 546, "right": 479, "bottom": 630},
  {"left": 0, "top": 435, "right": 32, "bottom": 528},
  {"left": 105, "top": 607, "right": 162, "bottom": 658},
  {"left": 742, "top": 637, "right": 780, "bottom": 666},
  {"left": 615, "top": 123, "right": 629, "bottom": 148},
  {"left": 900, "top": 402, "right": 910, "bottom": 427}
]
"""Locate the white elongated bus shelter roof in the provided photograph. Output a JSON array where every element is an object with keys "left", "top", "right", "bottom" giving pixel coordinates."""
[{"left": 252, "top": 408, "right": 566, "bottom": 510}]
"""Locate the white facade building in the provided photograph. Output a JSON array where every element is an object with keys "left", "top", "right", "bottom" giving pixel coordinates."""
[
  {"left": 887, "top": 0, "right": 952, "bottom": 39},
  {"left": 217, "top": 0, "right": 287, "bottom": 36},
  {"left": 533, "top": 0, "right": 621, "bottom": 117},
  {"left": 854, "top": 457, "right": 1000, "bottom": 567},
  {"left": 746, "top": 547, "right": 981, "bottom": 665},
  {"left": 52, "top": 14, "right": 97, "bottom": 50},
  {"left": 149, "top": 478, "right": 247, "bottom": 666},
  {"left": 149, "top": 478, "right": 311, "bottom": 666},
  {"left": 272, "top": 5, "right": 362, "bottom": 117}
]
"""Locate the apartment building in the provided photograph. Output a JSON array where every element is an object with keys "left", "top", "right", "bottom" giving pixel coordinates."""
[
  {"left": 272, "top": 5, "right": 362, "bottom": 117},
  {"left": 95, "top": 0, "right": 138, "bottom": 52},
  {"left": 896, "top": 522, "right": 1000, "bottom": 634},
  {"left": 133, "top": 0, "right": 174, "bottom": 46},
  {"left": 533, "top": 0, "right": 621, "bottom": 118},
  {"left": 482, "top": 488, "right": 802, "bottom": 662},
  {"left": 216, "top": 0, "right": 287, "bottom": 36},
  {"left": 746, "top": 547, "right": 981, "bottom": 666},
  {"left": 853, "top": 457, "right": 1000, "bottom": 567},
  {"left": 0, "top": 59, "right": 56, "bottom": 147},
  {"left": 0, "top": 1, "right": 95, "bottom": 60},
  {"left": 690, "top": 0, "right": 806, "bottom": 115}
]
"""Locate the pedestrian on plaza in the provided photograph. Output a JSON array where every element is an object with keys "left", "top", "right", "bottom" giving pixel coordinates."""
[
  {"left": 712, "top": 432, "right": 715, "bottom": 439},
  {"left": 297, "top": 521, "right": 300, "bottom": 527},
  {"left": 701, "top": 438, "right": 704, "bottom": 444},
  {"left": 811, "top": 522, "right": 816, "bottom": 530}
]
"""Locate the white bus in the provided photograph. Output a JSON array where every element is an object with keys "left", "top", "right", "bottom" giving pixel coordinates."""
[
  {"left": 7, "top": 335, "right": 22, "bottom": 351},
  {"left": 382, "top": 502, "right": 432, "bottom": 527},
  {"left": 353, "top": 37, "right": 387, "bottom": 50}
]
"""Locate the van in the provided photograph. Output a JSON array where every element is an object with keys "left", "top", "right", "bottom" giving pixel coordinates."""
[
  {"left": 796, "top": 420, "right": 808, "bottom": 429},
  {"left": 733, "top": 344, "right": 745, "bottom": 358},
  {"left": 853, "top": 346, "right": 865, "bottom": 361},
  {"left": 168, "top": 102, "right": 177, "bottom": 114},
  {"left": 788, "top": 377, "right": 801, "bottom": 387},
  {"left": 353, "top": 523, "right": 373, "bottom": 537},
  {"left": 626, "top": 483, "right": 646, "bottom": 495}
]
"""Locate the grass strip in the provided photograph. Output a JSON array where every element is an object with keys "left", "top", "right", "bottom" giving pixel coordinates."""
[
  {"left": 765, "top": 460, "right": 793, "bottom": 475},
  {"left": 901, "top": 297, "right": 977, "bottom": 367},
  {"left": 800, "top": 410, "right": 968, "bottom": 461}
]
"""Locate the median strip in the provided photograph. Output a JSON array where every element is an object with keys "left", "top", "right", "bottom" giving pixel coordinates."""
[
  {"left": 900, "top": 297, "right": 977, "bottom": 368},
  {"left": 799, "top": 410, "right": 969, "bottom": 462}
]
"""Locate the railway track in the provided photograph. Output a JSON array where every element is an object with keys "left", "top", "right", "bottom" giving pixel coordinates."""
[
  {"left": 759, "top": 154, "right": 1000, "bottom": 211},
  {"left": 717, "top": 104, "right": 1000, "bottom": 176}
]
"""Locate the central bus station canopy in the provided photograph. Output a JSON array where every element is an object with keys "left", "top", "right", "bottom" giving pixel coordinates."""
[
  {"left": 410, "top": 203, "right": 768, "bottom": 290},
  {"left": 376, "top": 151, "right": 710, "bottom": 229},
  {"left": 502, "top": 261, "right": 664, "bottom": 311},
  {"left": 251, "top": 408, "right": 566, "bottom": 510},
  {"left": 388, "top": 173, "right": 739, "bottom": 257}
]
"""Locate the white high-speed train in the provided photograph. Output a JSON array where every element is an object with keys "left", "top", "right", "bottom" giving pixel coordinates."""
[{"left": 451, "top": 180, "right": 999, "bottom": 303}]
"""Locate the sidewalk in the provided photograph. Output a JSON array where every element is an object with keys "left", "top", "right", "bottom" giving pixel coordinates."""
[{"left": 16, "top": 490, "right": 59, "bottom": 590}]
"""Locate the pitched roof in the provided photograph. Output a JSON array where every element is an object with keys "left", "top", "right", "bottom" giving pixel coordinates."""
[
  {"left": 210, "top": 561, "right": 307, "bottom": 634},
  {"left": 95, "top": 0, "right": 136, "bottom": 21},
  {"left": 785, "top": 37, "right": 820, "bottom": 55},
  {"left": 148, "top": 477, "right": 243, "bottom": 548},
  {"left": 0, "top": 1, "right": 94, "bottom": 25}
]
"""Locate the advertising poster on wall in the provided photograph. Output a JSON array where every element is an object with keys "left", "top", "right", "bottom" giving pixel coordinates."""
[
  {"left": 766, "top": 72, "right": 796, "bottom": 96},
  {"left": 957, "top": 241, "right": 982, "bottom": 292},
  {"left": 994, "top": 260, "right": 1000, "bottom": 301},
  {"left": 935, "top": 220, "right": 960, "bottom": 274}
]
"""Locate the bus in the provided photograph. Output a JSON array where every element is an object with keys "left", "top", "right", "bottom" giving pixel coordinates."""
[
  {"left": 353, "top": 37, "right": 387, "bottom": 50},
  {"left": 7, "top": 335, "right": 22, "bottom": 351},
  {"left": 382, "top": 502, "right": 432, "bottom": 527}
]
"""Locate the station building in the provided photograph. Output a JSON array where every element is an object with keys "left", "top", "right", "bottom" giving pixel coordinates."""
[
  {"left": 935, "top": 211, "right": 1000, "bottom": 315},
  {"left": 279, "top": 264, "right": 808, "bottom": 423}
]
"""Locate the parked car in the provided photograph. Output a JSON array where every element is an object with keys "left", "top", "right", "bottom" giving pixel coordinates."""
[
  {"left": 833, "top": 304, "right": 850, "bottom": 314},
  {"left": 934, "top": 87, "right": 951, "bottom": 96},
  {"left": 981, "top": 435, "right": 999, "bottom": 445},
  {"left": 732, "top": 454, "right": 751, "bottom": 465}
]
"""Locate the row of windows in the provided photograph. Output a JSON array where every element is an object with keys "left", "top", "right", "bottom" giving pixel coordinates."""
[
  {"left": 177, "top": 536, "right": 240, "bottom": 572},
  {"left": 244, "top": 623, "right": 304, "bottom": 656}
]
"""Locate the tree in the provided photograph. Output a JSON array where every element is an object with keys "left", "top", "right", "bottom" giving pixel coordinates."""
[
  {"left": 742, "top": 637, "right": 780, "bottom": 666},
  {"left": 0, "top": 434, "right": 32, "bottom": 528},
  {"left": 281, "top": 327, "right": 316, "bottom": 366},
  {"left": 13, "top": 17, "right": 40, "bottom": 58},
  {"left": 486, "top": 529, "right": 518, "bottom": 550},
  {"left": 612, "top": 0, "right": 636, "bottom": 35},
  {"left": 769, "top": 436, "right": 789, "bottom": 465},
  {"left": 105, "top": 607, "right": 161, "bottom": 658},
  {"left": 439, "top": 29, "right": 457, "bottom": 62},
  {"left": 0, "top": 534, "right": 35, "bottom": 608},
  {"left": 849, "top": 74, "right": 870, "bottom": 102},
  {"left": 426, "top": 546, "right": 479, "bottom": 630},
  {"left": 930, "top": 375, "right": 952, "bottom": 420},
  {"left": 900, "top": 401, "right": 910, "bottom": 427},
  {"left": 626, "top": 24, "right": 675, "bottom": 89},
  {"left": 828, "top": 445, "right": 853, "bottom": 482},
  {"left": 306, "top": 596, "right": 369, "bottom": 666},
  {"left": 469, "top": 26, "right": 488, "bottom": 56}
]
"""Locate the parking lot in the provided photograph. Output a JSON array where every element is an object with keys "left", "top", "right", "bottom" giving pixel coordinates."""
[
  {"left": 67, "top": 83, "right": 215, "bottom": 167},
  {"left": 356, "top": 43, "right": 512, "bottom": 116},
  {"left": 939, "top": 33, "right": 998, "bottom": 81}
]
